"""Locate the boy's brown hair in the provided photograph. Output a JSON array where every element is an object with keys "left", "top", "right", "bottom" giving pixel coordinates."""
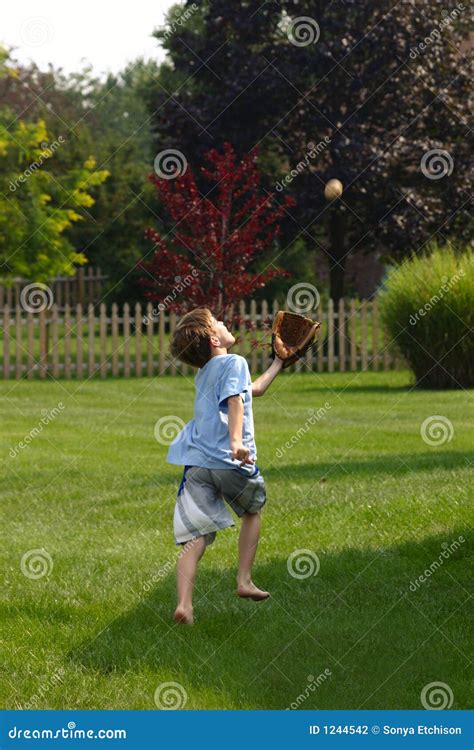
[{"left": 170, "top": 307, "right": 215, "bottom": 368}]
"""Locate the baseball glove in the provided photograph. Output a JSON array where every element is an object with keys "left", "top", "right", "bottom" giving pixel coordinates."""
[{"left": 271, "top": 310, "right": 321, "bottom": 369}]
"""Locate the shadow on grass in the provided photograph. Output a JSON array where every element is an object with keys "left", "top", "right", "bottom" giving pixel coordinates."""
[
  {"left": 68, "top": 528, "right": 471, "bottom": 710},
  {"left": 263, "top": 451, "right": 474, "bottom": 482}
]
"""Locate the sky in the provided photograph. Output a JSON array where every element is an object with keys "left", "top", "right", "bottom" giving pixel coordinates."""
[{"left": 1, "top": 0, "right": 173, "bottom": 77}]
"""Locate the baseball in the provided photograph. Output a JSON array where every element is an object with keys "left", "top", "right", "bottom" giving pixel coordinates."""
[{"left": 324, "top": 178, "right": 343, "bottom": 201}]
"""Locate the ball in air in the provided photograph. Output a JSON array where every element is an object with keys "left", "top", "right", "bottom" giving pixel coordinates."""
[{"left": 324, "top": 179, "right": 343, "bottom": 201}]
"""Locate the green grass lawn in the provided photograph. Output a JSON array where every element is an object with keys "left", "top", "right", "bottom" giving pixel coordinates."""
[{"left": 1, "top": 370, "right": 472, "bottom": 710}]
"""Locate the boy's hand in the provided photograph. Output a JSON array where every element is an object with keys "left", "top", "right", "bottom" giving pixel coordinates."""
[{"left": 230, "top": 441, "right": 254, "bottom": 466}]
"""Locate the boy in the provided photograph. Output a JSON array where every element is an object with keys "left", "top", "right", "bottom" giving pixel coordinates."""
[{"left": 167, "top": 307, "right": 283, "bottom": 624}]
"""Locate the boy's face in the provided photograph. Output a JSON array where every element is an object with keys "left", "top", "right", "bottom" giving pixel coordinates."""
[{"left": 210, "top": 316, "right": 235, "bottom": 350}]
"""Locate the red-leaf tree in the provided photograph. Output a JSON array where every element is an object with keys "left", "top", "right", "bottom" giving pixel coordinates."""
[{"left": 138, "top": 142, "right": 295, "bottom": 317}]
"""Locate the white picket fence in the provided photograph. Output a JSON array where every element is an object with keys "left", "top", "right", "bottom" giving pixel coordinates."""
[{"left": 0, "top": 298, "right": 402, "bottom": 380}]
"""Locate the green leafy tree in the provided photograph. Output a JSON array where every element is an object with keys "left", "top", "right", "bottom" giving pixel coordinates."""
[{"left": 0, "top": 47, "right": 109, "bottom": 282}]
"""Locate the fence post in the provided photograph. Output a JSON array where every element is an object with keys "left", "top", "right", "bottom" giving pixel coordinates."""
[
  {"left": 135, "top": 303, "right": 142, "bottom": 378},
  {"left": 15, "top": 305, "right": 22, "bottom": 379},
  {"left": 146, "top": 303, "right": 154, "bottom": 377},
  {"left": 123, "top": 303, "right": 130, "bottom": 378},
  {"left": 111, "top": 303, "right": 119, "bottom": 377},
  {"left": 51, "top": 305, "right": 60, "bottom": 379},
  {"left": 350, "top": 299, "right": 357, "bottom": 371},
  {"left": 2, "top": 305, "right": 10, "bottom": 379},
  {"left": 99, "top": 303, "right": 107, "bottom": 378},
  {"left": 327, "top": 299, "right": 334, "bottom": 373},
  {"left": 338, "top": 298, "right": 346, "bottom": 372},
  {"left": 39, "top": 308, "right": 47, "bottom": 379},
  {"left": 372, "top": 298, "right": 379, "bottom": 371},
  {"left": 27, "top": 311, "right": 34, "bottom": 379},
  {"left": 76, "top": 304, "right": 83, "bottom": 379},
  {"left": 170, "top": 310, "right": 177, "bottom": 375},
  {"left": 317, "top": 303, "right": 324, "bottom": 372},
  {"left": 88, "top": 303, "right": 95, "bottom": 377},
  {"left": 159, "top": 309, "right": 165, "bottom": 375},
  {"left": 64, "top": 304, "right": 72, "bottom": 379}
]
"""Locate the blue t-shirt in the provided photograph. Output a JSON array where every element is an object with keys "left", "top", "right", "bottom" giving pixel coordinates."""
[{"left": 167, "top": 354, "right": 257, "bottom": 473}]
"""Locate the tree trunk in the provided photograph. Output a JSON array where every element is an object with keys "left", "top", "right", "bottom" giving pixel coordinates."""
[{"left": 328, "top": 208, "right": 346, "bottom": 305}]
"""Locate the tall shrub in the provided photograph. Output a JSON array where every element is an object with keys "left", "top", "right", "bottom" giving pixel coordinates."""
[{"left": 379, "top": 245, "right": 474, "bottom": 389}]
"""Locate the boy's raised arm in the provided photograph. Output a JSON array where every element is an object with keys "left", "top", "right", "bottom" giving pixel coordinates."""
[
  {"left": 252, "top": 357, "right": 283, "bottom": 397},
  {"left": 227, "top": 395, "right": 254, "bottom": 465}
]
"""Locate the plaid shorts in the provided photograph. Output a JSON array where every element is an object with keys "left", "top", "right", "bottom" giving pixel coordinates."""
[{"left": 173, "top": 465, "right": 267, "bottom": 546}]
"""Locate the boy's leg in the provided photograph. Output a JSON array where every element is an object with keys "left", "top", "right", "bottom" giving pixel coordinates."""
[
  {"left": 237, "top": 511, "right": 270, "bottom": 601},
  {"left": 174, "top": 536, "right": 206, "bottom": 624}
]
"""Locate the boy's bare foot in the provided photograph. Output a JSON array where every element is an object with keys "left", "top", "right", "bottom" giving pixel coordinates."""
[
  {"left": 173, "top": 605, "right": 194, "bottom": 625},
  {"left": 237, "top": 582, "right": 270, "bottom": 601}
]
